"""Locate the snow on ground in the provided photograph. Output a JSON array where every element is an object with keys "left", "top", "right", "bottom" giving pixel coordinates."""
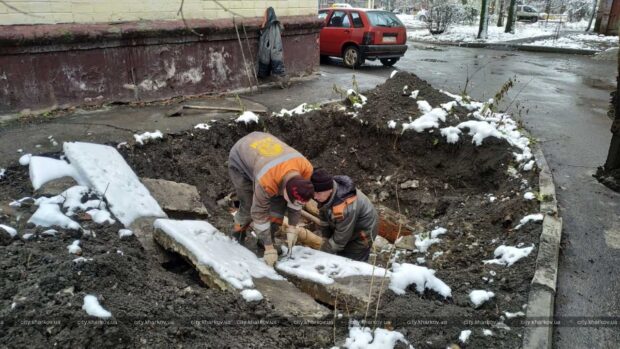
[
  {"left": 402, "top": 106, "right": 447, "bottom": 132},
  {"left": 64, "top": 142, "right": 166, "bottom": 227},
  {"left": 73, "top": 257, "right": 93, "bottom": 264},
  {"left": 430, "top": 227, "right": 447, "bottom": 238},
  {"left": 459, "top": 329, "right": 472, "bottom": 343},
  {"left": 133, "top": 130, "right": 163, "bottom": 145},
  {"left": 154, "top": 219, "right": 283, "bottom": 289},
  {"left": 469, "top": 290, "right": 495, "bottom": 308},
  {"left": 277, "top": 246, "right": 388, "bottom": 285},
  {"left": 505, "top": 311, "right": 525, "bottom": 319},
  {"left": 525, "top": 33, "right": 618, "bottom": 50},
  {"left": 86, "top": 209, "right": 115, "bottom": 225},
  {"left": 0, "top": 168, "right": 5, "bottom": 179},
  {"left": 524, "top": 192, "right": 536, "bottom": 200},
  {"left": 342, "top": 321, "right": 409, "bottom": 349},
  {"left": 484, "top": 245, "right": 534, "bottom": 266},
  {"left": 389, "top": 263, "right": 452, "bottom": 298},
  {"left": 194, "top": 123, "right": 211, "bottom": 130},
  {"left": 235, "top": 111, "right": 259, "bottom": 124},
  {"left": 396, "top": 14, "right": 427, "bottom": 29},
  {"left": 82, "top": 295, "right": 112, "bottom": 318},
  {"left": 482, "top": 329, "right": 494, "bottom": 336},
  {"left": 0, "top": 224, "right": 17, "bottom": 238},
  {"left": 408, "top": 21, "right": 578, "bottom": 43},
  {"left": 240, "top": 289, "right": 263, "bottom": 302},
  {"left": 19, "top": 154, "right": 32, "bottom": 166},
  {"left": 274, "top": 103, "right": 319, "bottom": 117},
  {"left": 28, "top": 203, "right": 81, "bottom": 230},
  {"left": 35, "top": 186, "right": 104, "bottom": 217},
  {"left": 515, "top": 213, "right": 544, "bottom": 229},
  {"left": 28, "top": 156, "right": 87, "bottom": 190},
  {"left": 457, "top": 120, "right": 504, "bottom": 146},
  {"left": 67, "top": 240, "right": 81, "bottom": 254},
  {"left": 118, "top": 229, "right": 133, "bottom": 238}
]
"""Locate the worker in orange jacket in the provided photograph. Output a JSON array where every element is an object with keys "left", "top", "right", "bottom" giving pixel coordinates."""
[{"left": 228, "top": 131, "right": 314, "bottom": 266}]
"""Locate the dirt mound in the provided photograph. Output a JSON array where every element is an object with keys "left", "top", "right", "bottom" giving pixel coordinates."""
[{"left": 1, "top": 72, "right": 541, "bottom": 348}]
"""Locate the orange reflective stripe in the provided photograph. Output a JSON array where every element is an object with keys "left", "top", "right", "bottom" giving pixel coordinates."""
[
  {"left": 258, "top": 157, "right": 313, "bottom": 196},
  {"left": 332, "top": 195, "right": 357, "bottom": 221}
]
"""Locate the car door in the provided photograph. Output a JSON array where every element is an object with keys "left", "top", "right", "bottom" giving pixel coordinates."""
[
  {"left": 320, "top": 10, "right": 353, "bottom": 56},
  {"left": 348, "top": 11, "right": 366, "bottom": 45}
]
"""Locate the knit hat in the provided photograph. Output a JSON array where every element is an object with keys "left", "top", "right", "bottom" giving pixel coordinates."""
[
  {"left": 285, "top": 176, "right": 314, "bottom": 203},
  {"left": 311, "top": 168, "right": 334, "bottom": 192}
]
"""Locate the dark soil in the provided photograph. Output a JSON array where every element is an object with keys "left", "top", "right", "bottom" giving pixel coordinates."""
[{"left": 1, "top": 72, "right": 541, "bottom": 348}]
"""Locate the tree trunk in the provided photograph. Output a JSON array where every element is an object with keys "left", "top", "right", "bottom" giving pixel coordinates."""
[
  {"left": 586, "top": 0, "right": 599, "bottom": 31},
  {"left": 505, "top": 0, "right": 517, "bottom": 33},
  {"left": 497, "top": 0, "right": 505, "bottom": 26},
  {"left": 478, "top": 0, "right": 489, "bottom": 39}
]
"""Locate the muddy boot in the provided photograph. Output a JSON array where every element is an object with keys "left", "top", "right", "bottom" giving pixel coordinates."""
[{"left": 231, "top": 223, "right": 249, "bottom": 245}]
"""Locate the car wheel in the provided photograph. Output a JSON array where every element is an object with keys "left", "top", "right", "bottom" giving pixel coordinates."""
[
  {"left": 380, "top": 58, "right": 399, "bottom": 67},
  {"left": 531, "top": 17, "right": 538, "bottom": 23},
  {"left": 343, "top": 46, "right": 362, "bottom": 69}
]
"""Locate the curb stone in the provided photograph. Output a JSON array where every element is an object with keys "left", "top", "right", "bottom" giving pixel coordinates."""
[
  {"left": 522, "top": 145, "right": 563, "bottom": 349},
  {"left": 408, "top": 39, "right": 598, "bottom": 55}
]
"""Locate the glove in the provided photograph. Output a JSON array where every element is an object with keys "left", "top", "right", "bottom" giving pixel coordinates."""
[
  {"left": 285, "top": 225, "right": 299, "bottom": 252},
  {"left": 263, "top": 247, "right": 278, "bottom": 267}
]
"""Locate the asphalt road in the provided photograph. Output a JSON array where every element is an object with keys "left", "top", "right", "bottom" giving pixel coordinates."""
[{"left": 319, "top": 42, "right": 619, "bottom": 348}]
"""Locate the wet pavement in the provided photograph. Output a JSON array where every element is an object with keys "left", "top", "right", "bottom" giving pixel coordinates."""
[{"left": 1, "top": 42, "right": 619, "bottom": 348}]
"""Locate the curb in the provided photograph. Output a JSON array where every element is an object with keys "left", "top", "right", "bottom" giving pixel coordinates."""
[
  {"left": 522, "top": 145, "right": 563, "bottom": 349},
  {"left": 409, "top": 39, "right": 598, "bottom": 55}
]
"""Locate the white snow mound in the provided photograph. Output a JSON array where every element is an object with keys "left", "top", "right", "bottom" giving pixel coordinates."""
[
  {"left": 240, "top": 289, "right": 263, "bottom": 302},
  {"left": 0, "top": 224, "right": 17, "bottom": 238},
  {"left": 459, "top": 329, "right": 472, "bottom": 343},
  {"left": 469, "top": 290, "right": 495, "bottom": 308},
  {"left": 389, "top": 263, "right": 452, "bottom": 298},
  {"left": 134, "top": 130, "right": 163, "bottom": 145},
  {"left": 235, "top": 111, "right": 259, "bottom": 124},
  {"left": 28, "top": 203, "right": 80, "bottom": 230},
  {"left": 343, "top": 321, "right": 408, "bottom": 349},
  {"left": 484, "top": 245, "right": 534, "bottom": 266},
  {"left": 28, "top": 156, "right": 87, "bottom": 190},
  {"left": 82, "top": 295, "right": 112, "bottom": 318},
  {"left": 515, "top": 213, "right": 544, "bottom": 229}
]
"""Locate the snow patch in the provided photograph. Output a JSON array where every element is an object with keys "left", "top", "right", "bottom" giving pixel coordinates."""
[
  {"left": 505, "top": 311, "right": 525, "bottom": 319},
  {"left": 389, "top": 263, "right": 451, "bottom": 298},
  {"left": 430, "top": 227, "right": 447, "bottom": 239},
  {"left": 86, "top": 209, "right": 115, "bottom": 225},
  {"left": 387, "top": 120, "right": 397, "bottom": 129},
  {"left": 194, "top": 123, "right": 211, "bottom": 130},
  {"left": 28, "top": 203, "right": 80, "bottom": 230},
  {"left": 133, "top": 130, "right": 163, "bottom": 145},
  {"left": 459, "top": 329, "right": 472, "bottom": 343},
  {"left": 457, "top": 120, "right": 504, "bottom": 146},
  {"left": 483, "top": 329, "right": 493, "bottom": 336},
  {"left": 240, "top": 289, "right": 263, "bottom": 302},
  {"left": 0, "top": 168, "right": 5, "bottom": 179},
  {"left": 515, "top": 213, "right": 544, "bottom": 229},
  {"left": 19, "top": 154, "right": 32, "bottom": 166},
  {"left": 390, "top": 70, "right": 398, "bottom": 78},
  {"left": 410, "top": 90, "right": 419, "bottom": 99},
  {"left": 274, "top": 103, "right": 318, "bottom": 117},
  {"left": 235, "top": 111, "right": 259, "bottom": 124},
  {"left": 0, "top": 224, "right": 17, "bottom": 238},
  {"left": 343, "top": 321, "right": 409, "bottom": 349},
  {"left": 524, "top": 192, "right": 536, "bottom": 200},
  {"left": 484, "top": 245, "right": 534, "bottom": 266},
  {"left": 67, "top": 240, "right": 82, "bottom": 254},
  {"left": 73, "top": 257, "right": 93, "bottom": 264},
  {"left": 64, "top": 142, "right": 166, "bottom": 227},
  {"left": 277, "top": 246, "right": 388, "bottom": 285},
  {"left": 28, "top": 156, "right": 86, "bottom": 190},
  {"left": 118, "top": 229, "right": 133, "bottom": 238},
  {"left": 469, "top": 290, "right": 495, "bottom": 308},
  {"left": 440, "top": 126, "right": 461, "bottom": 143},
  {"left": 402, "top": 108, "right": 448, "bottom": 133},
  {"left": 82, "top": 295, "right": 112, "bottom": 318},
  {"left": 154, "top": 219, "right": 283, "bottom": 289}
]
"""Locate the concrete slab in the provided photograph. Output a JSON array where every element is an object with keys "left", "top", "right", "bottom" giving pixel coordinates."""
[
  {"left": 129, "top": 217, "right": 174, "bottom": 264},
  {"left": 34, "top": 176, "right": 78, "bottom": 197},
  {"left": 152, "top": 219, "right": 330, "bottom": 318},
  {"left": 522, "top": 286, "right": 556, "bottom": 349},
  {"left": 141, "top": 178, "right": 209, "bottom": 219}
]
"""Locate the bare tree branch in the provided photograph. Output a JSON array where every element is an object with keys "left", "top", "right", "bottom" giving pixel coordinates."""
[
  {"left": 0, "top": 0, "right": 42, "bottom": 17},
  {"left": 177, "top": 0, "right": 204, "bottom": 37}
]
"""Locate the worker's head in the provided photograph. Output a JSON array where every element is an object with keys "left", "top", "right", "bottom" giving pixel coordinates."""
[
  {"left": 285, "top": 176, "right": 314, "bottom": 209},
  {"left": 311, "top": 168, "right": 334, "bottom": 203}
]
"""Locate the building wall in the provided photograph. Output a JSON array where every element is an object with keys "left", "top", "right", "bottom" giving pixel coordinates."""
[{"left": 0, "top": 0, "right": 318, "bottom": 25}]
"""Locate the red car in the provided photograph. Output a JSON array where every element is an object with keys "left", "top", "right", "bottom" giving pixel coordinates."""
[{"left": 318, "top": 8, "right": 408, "bottom": 68}]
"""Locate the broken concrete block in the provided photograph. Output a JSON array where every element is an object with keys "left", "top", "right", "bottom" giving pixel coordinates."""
[
  {"left": 153, "top": 219, "right": 330, "bottom": 318},
  {"left": 141, "top": 178, "right": 209, "bottom": 219},
  {"left": 277, "top": 246, "right": 389, "bottom": 313},
  {"left": 400, "top": 180, "right": 419, "bottom": 189},
  {"left": 129, "top": 217, "right": 174, "bottom": 264},
  {"left": 35, "top": 176, "right": 78, "bottom": 197},
  {"left": 395, "top": 235, "right": 415, "bottom": 250},
  {"left": 373, "top": 236, "right": 392, "bottom": 251},
  {"left": 376, "top": 204, "right": 415, "bottom": 243}
]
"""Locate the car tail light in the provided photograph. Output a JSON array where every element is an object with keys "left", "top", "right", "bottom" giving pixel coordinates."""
[{"left": 362, "top": 32, "right": 375, "bottom": 45}]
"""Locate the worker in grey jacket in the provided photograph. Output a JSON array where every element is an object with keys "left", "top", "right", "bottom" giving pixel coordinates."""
[
  {"left": 229, "top": 132, "right": 314, "bottom": 266},
  {"left": 311, "top": 168, "right": 378, "bottom": 261}
]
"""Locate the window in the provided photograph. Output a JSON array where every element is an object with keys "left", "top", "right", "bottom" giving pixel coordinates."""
[
  {"left": 328, "top": 10, "right": 350, "bottom": 27},
  {"left": 365, "top": 11, "right": 403, "bottom": 27},
  {"left": 350, "top": 12, "right": 364, "bottom": 28},
  {"left": 318, "top": 10, "right": 328, "bottom": 20}
]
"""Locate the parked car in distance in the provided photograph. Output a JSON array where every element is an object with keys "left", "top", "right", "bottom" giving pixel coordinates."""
[
  {"left": 516, "top": 5, "right": 542, "bottom": 22},
  {"left": 318, "top": 8, "right": 408, "bottom": 68}
]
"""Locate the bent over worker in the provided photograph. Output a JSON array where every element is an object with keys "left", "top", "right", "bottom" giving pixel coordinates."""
[
  {"left": 228, "top": 131, "right": 314, "bottom": 266},
  {"left": 311, "top": 168, "right": 378, "bottom": 262}
]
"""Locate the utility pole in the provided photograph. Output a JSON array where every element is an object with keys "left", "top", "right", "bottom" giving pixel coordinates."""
[
  {"left": 478, "top": 0, "right": 489, "bottom": 39},
  {"left": 505, "top": 0, "right": 517, "bottom": 33}
]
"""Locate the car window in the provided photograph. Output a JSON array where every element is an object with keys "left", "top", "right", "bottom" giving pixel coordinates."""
[
  {"left": 328, "top": 10, "right": 350, "bottom": 27},
  {"left": 525, "top": 6, "right": 536, "bottom": 12},
  {"left": 365, "top": 11, "right": 403, "bottom": 27},
  {"left": 350, "top": 12, "right": 364, "bottom": 28},
  {"left": 318, "top": 10, "right": 328, "bottom": 20}
]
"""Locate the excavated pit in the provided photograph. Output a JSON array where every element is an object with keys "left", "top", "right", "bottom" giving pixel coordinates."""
[{"left": 0, "top": 72, "right": 542, "bottom": 348}]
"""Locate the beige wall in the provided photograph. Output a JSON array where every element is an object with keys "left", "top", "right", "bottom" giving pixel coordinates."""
[{"left": 0, "top": 0, "right": 318, "bottom": 25}]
